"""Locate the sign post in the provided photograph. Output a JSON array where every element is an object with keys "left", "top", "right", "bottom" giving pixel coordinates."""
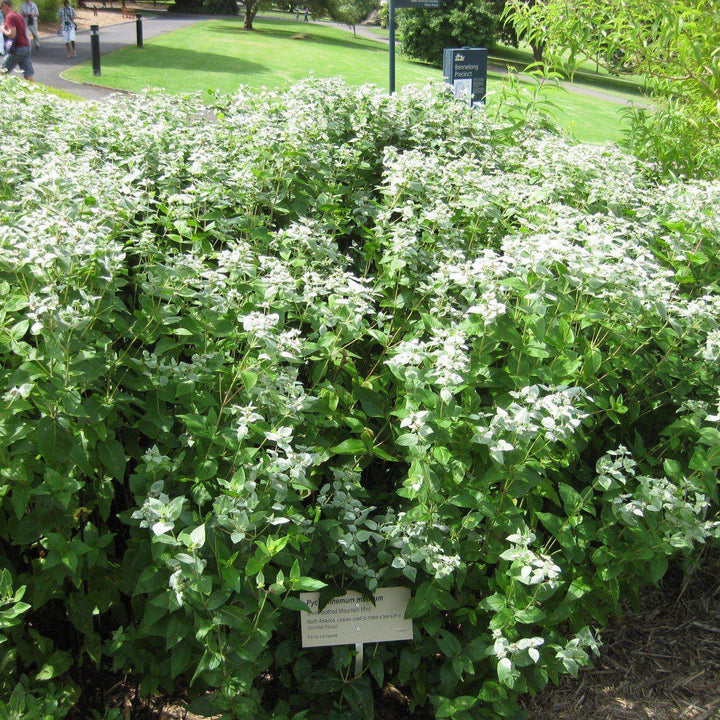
[
  {"left": 388, "top": 0, "right": 396, "bottom": 94},
  {"left": 388, "top": 0, "right": 441, "bottom": 94},
  {"left": 299, "top": 587, "right": 413, "bottom": 675}
]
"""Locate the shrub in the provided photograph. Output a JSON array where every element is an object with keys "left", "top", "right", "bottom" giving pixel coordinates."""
[
  {"left": 36, "top": 0, "right": 61, "bottom": 24},
  {"left": 397, "top": 0, "right": 498, "bottom": 66},
  {"left": 168, "top": 0, "right": 237, "bottom": 15},
  {"left": 0, "top": 76, "right": 719, "bottom": 719}
]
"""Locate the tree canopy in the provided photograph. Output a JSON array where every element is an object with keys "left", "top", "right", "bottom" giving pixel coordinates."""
[
  {"left": 505, "top": 0, "right": 720, "bottom": 176},
  {"left": 327, "top": 0, "right": 376, "bottom": 37},
  {"left": 398, "top": 0, "right": 501, "bottom": 65}
]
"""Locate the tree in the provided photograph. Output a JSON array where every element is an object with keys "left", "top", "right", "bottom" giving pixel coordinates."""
[
  {"left": 328, "top": 0, "right": 376, "bottom": 37},
  {"left": 496, "top": 0, "right": 544, "bottom": 63},
  {"left": 237, "top": 0, "right": 333, "bottom": 29},
  {"left": 240, "top": 0, "right": 261, "bottom": 29},
  {"left": 504, "top": 0, "right": 720, "bottom": 177},
  {"left": 397, "top": 0, "right": 500, "bottom": 66}
]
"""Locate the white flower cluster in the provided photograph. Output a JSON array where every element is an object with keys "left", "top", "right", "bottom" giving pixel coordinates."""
[
  {"left": 594, "top": 445, "right": 637, "bottom": 491},
  {"left": 139, "top": 350, "right": 217, "bottom": 386},
  {"left": 473, "top": 385, "right": 590, "bottom": 462},
  {"left": 131, "top": 480, "right": 185, "bottom": 537},
  {"left": 500, "top": 530, "right": 562, "bottom": 587},
  {"left": 700, "top": 329, "right": 720, "bottom": 362},
  {"left": 595, "top": 447, "right": 720, "bottom": 549},
  {"left": 383, "top": 515, "right": 462, "bottom": 579},
  {"left": 492, "top": 629, "right": 545, "bottom": 664}
]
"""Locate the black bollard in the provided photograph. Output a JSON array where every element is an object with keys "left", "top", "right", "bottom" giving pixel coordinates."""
[
  {"left": 136, "top": 13, "right": 143, "bottom": 48},
  {"left": 90, "top": 24, "right": 101, "bottom": 76}
]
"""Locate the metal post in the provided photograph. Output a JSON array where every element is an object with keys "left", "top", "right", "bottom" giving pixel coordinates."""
[
  {"left": 90, "top": 24, "right": 101, "bottom": 76},
  {"left": 388, "top": 0, "right": 395, "bottom": 94},
  {"left": 136, "top": 12, "right": 143, "bottom": 48}
]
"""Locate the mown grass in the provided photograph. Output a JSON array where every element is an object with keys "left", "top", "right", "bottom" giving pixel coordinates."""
[
  {"left": 65, "top": 15, "right": 647, "bottom": 143},
  {"left": 67, "top": 17, "right": 438, "bottom": 91}
]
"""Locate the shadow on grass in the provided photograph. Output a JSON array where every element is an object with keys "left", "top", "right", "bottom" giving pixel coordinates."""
[
  {"left": 205, "top": 22, "right": 386, "bottom": 53},
  {"left": 99, "top": 45, "right": 271, "bottom": 76},
  {"left": 488, "top": 46, "right": 648, "bottom": 98}
]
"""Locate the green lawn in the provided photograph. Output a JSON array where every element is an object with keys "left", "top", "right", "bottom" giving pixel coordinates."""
[
  {"left": 67, "top": 17, "right": 438, "bottom": 92},
  {"left": 65, "top": 15, "right": 645, "bottom": 144}
]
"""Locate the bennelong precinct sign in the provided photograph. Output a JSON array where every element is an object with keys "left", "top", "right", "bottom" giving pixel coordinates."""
[{"left": 443, "top": 47, "right": 489, "bottom": 106}]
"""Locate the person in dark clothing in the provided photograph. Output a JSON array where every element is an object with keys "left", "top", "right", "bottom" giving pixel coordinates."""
[{"left": 0, "top": 0, "right": 33, "bottom": 80}]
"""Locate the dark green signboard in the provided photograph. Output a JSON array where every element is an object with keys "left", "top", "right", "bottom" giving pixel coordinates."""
[
  {"left": 394, "top": 0, "right": 441, "bottom": 7},
  {"left": 443, "top": 47, "right": 489, "bottom": 105}
]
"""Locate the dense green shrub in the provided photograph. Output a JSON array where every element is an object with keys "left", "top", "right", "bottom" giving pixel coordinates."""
[
  {"left": 168, "top": 0, "right": 237, "bottom": 15},
  {"left": 36, "top": 0, "right": 61, "bottom": 24},
  {"left": 397, "top": 0, "right": 499, "bottom": 66},
  {"left": 0, "top": 76, "right": 719, "bottom": 719}
]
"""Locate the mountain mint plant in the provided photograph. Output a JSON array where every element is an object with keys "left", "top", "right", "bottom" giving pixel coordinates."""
[{"left": 0, "top": 75, "right": 718, "bottom": 719}]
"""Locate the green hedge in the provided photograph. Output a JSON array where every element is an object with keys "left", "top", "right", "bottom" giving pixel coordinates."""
[
  {"left": 0, "top": 76, "right": 719, "bottom": 719},
  {"left": 35, "top": 0, "right": 61, "bottom": 24}
]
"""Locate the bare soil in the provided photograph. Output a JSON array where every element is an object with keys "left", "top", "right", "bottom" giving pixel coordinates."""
[
  {"left": 38, "top": 2, "right": 154, "bottom": 38},
  {"left": 526, "top": 549, "right": 720, "bottom": 720}
]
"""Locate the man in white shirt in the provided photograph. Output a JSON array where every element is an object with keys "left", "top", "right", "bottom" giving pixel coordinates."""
[
  {"left": 19, "top": 0, "right": 37, "bottom": 49},
  {"left": 57, "top": 0, "right": 75, "bottom": 57}
]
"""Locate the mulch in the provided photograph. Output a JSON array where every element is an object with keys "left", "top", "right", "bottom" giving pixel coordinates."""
[{"left": 526, "top": 548, "right": 720, "bottom": 720}]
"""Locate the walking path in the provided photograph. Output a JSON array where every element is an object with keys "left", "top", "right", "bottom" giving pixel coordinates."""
[{"left": 30, "top": 13, "right": 208, "bottom": 100}]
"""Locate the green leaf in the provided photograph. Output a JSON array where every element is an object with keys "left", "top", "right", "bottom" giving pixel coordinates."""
[
  {"left": 36, "top": 650, "right": 73, "bottom": 681},
  {"left": 189, "top": 524, "right": 206, "bottom": 548},
  {"left": 558, "top": 483, "right": 582, "bottom": 512},
  {"left": 292, "top": 577, "right": 327, "bottom": 591},
  {"left": 282, "top": 596, "right": 312, "bottom": 612},
  {"left": 170, "top": 641, "right": 194, "bottom": 678},
  {"left": 329, "top": 439, "right": 366, "bottom": 455},
  {"left": 356, "top": 386, "right": 385, "bottom": 418},
  {"left": 98, "top": 439, "right": 127, "bottom": 481},
  {"left": 405, "top": 582, "right": 435, "bottom": 619},
  {"left": 245, "top": 554, "right": 269, "bottom": 577},
  {"left": 496, "top": 657, "right": 519, "bottom": 688},
  {"left": 649, "top": 554, "right": 668, "bottom": 582}
]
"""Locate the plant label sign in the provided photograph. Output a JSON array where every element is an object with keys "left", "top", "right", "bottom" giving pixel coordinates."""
[
  {"left": 299, "top": 586, "right": 413, "bottom": 648},
  {"left": 394, "top": 0, "right": 441, "bottom": 7},
  {"left": 443, "top": 47, "right": 489, "bottom": 106}
]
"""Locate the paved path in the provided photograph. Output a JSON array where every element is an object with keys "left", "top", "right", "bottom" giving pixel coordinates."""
[{"left": 30, "top": 13, "right": 207, "bottom": 100}]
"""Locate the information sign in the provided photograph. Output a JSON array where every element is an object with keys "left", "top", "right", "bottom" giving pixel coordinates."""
[
  {"left": 443, "top": 47, "right": 489, "bottom": 105},
  {"left": 299, "top": 587, "right": 413, "bottom": 648},
  {"left": 394, "top": 0, "right": 441, "bottom": 7}
]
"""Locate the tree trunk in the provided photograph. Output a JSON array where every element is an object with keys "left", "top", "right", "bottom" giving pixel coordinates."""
[
  {"left": 531, "top": 39, "right": 544, "bottom": 65},
  {"left": 243, "top": 0, "right": 258, "bottom": 29}
]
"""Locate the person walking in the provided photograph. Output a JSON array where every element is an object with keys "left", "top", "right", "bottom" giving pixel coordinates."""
[
  {"left": 0, "top": 0, "right": 33, "bottom": 79},
  {"left": 57, "top": 0, "right": 76, "bottom": 58},
  {"left": 19, "top": 0, "right": 38, "bottom": 49}
]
